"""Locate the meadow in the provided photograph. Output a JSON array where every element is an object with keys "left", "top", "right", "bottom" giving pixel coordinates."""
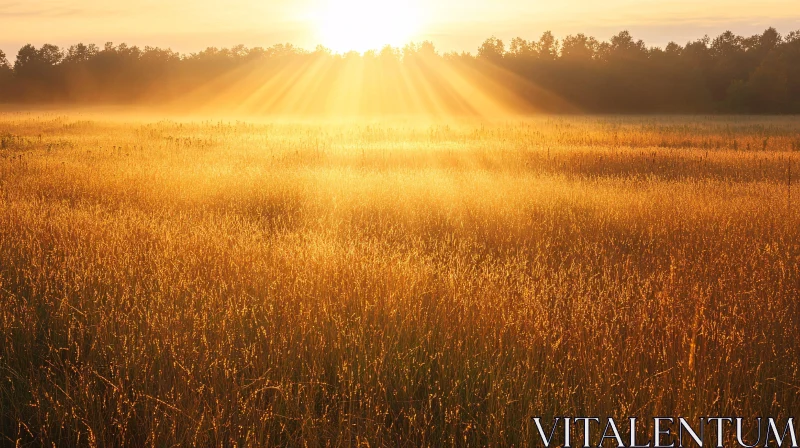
[{"left": 0, "top": 112, "right": 798, "bottom": 446}]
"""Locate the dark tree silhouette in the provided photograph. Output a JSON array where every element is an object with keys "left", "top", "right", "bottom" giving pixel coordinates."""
[
  {"left": 0, "top": 50, "right": 10, "bottom": 101},
  {"left": 478, "top": 36, "right": 505, "bottom": 62},
  {"left": 1, "top": 28, "right": 799, "bottom": 113}
]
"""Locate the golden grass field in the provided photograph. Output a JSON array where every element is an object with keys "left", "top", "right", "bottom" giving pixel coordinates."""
[{"left": 0, "top": 112, "right": 799, "bottom": 446}]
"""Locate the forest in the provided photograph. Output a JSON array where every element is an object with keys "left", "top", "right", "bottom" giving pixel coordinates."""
[{"left": 0, "top": 27, "right": 798, "bottom": 113}]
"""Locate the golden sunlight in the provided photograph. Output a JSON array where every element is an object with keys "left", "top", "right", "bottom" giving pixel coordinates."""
[{"left": 316, "top": 0, "right": 423, "bottom": 53}]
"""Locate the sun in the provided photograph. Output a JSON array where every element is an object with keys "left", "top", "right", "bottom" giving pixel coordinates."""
[{"left": 316, "top": 0, "right": 423, "bottom": 53}]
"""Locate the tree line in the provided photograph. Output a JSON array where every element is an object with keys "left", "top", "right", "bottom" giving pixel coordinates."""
[{"left": 0, "top": 27, "right": 798, "bottom": 113}]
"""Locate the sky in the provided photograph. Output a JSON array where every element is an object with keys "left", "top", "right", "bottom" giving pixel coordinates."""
[{"left": 1, "top": 0, "right": 800, "bottom": 57}]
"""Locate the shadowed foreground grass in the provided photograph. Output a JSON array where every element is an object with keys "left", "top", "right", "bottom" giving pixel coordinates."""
[{"left": 1, "top": 113, "right": 799, "bottom": 446}]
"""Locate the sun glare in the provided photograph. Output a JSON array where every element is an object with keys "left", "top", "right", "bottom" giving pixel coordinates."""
[{"left": 316, "top": 0, "right": 422, "bottom": 53}]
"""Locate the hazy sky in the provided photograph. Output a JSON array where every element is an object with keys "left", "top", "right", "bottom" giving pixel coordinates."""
[{"left": 2, "top": 0, "right": 800, "bottom": 57}]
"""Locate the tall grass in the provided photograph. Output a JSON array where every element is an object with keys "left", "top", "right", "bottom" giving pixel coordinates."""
[{"left": 0, "top": 113, "right": 798, "bottom": 446}]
